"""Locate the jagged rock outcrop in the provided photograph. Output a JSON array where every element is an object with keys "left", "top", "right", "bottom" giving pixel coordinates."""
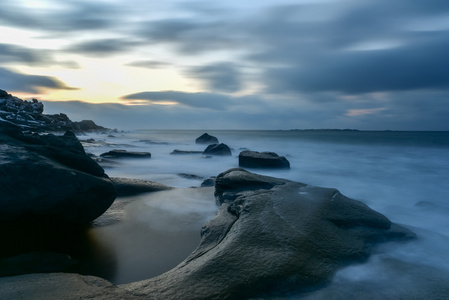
[
  {"left": 239, "top": 150, "right": 290, "bottom": 169},
  {"left": 0, "top": 125, "right": 116, "bottom": 223},
  {"left": 0, "top": 89, "right": 107, "bottom": 132},
  {"left": 195, "top": 133, "right": 219, "bottom": 144}
]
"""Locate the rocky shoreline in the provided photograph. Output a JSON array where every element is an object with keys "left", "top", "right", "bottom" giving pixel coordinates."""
[{"left": 1, "top": 89, "right": 447, "bottom": 299}]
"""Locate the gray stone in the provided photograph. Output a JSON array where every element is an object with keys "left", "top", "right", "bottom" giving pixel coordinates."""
[
  {"left": 0, "top": 129, "right": 116, "bottom": 224},
  {"left": 170, "top": 149, "right": 203, "bottom": 155},
  {"left": 239, "top": 150, "right": 290, "bottom": 169},
  {"left": 195, "top": 133, "right": 219, "bottom": 144},
  {"left": 123, "top": 168, "right": 414, "bottom": 299},
  {"left": 100, "top": 149, "right": 151, "bottom": 159},
  {"left": 111, "top": 177, "right": 173, "bottom": 197},
  {"left": 0, "top": 168, "right": 417, "bottom": 299},
  {"left": 203, "top": 143, "right": 232, "bottom": 156}
]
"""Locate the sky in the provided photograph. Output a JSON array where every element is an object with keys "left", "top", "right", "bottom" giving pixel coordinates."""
[{"left": 1, "top": 0, "right": 449, "bottom": 130}]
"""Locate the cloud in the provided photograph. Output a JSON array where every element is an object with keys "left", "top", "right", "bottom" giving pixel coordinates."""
[
  {"left": 122, "top": 91, "right": 236, "bottom": 110},
  {"left": 0, "top": 43, "right": 78, "bottom": 68},
  {"left": 125, "top": 60, "right": 172, "bottom": 69},
  {"left": 0, "top": 67, "right": 78, "bottom": 93},
  {"left": 66, "top": 38, "right": 137, "bottom": 57},
  {"left": 0, "top": 1, "right": 118, "bottom": 33},
  {"left": 187, "top": 63, "right": 242, "bottom": 93}
]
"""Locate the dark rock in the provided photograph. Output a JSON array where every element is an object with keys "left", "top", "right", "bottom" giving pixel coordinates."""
[
  {"left": 111, "top": 177, "right": 173, "bottom": 197},
  {"left": 72, "top": 120, "right": 107, "bottom": 132},
  {"left": 200, "top": 177, "right": 216, "bottom": 187},
  {"left": 203, "top": 143, "right": 232, "bottom": 156},
  {"left": 0, "top": 252, "right": 78, "bottom": 277},
  {"left": 239, "top": 150, "right": 290, "bottom": 169},
  {"left": 0, "top": 129, "right": 116, "bottom": 224},
  {"left": 0, "top": 90, "right": 108, "bottom": 132},
  {"left": 0, "top": 273, "right": 137, "bottom": 300},
  {"left": 0, "top": 168, "right": 417, "bottom": 300},
  {"left": 177, "top": 173, "right": 204, "bottom": 180},
  {"left": 170, "top": 149, "right": 203, "bottom": 155},
  {"left": 121, "top": 168, "right": 414, "bottom": 299},
  {"left": 100, "top": 149, "right": 151, "bottom": 159},
  {"left": 195, "top": 133, "right": 219, "bottom": 144}
]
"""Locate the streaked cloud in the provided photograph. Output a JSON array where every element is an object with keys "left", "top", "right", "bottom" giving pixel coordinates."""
[
  {"left": 1, "top": 0, "right": 449, "bottom": 130},
  {"left": 0, "top": 67, "right": 78, "bottom": 93}
]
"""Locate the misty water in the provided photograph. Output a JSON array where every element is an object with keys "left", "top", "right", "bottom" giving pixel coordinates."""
[{"left": 79, "top": 130, "right": 449, "bottom": 294}]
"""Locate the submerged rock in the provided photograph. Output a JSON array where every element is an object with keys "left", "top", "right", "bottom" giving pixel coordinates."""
[
  {"left": 195, "top": 133, "right": 219, "bottom": 144},
  {"left": 170, "top": 149, "right": 203, "bottom": 155},
  {"left": 0, "top": 127, "right": 116, "bottom": 224},
  {"left": 239, "top": 150, "right": 290, "bottom": 169},
  {"left": 100, "top": 149, "right": 151, "bottom": 159},
  {"left": 203, "top": 143, "right": 232, "bottom": 156}
]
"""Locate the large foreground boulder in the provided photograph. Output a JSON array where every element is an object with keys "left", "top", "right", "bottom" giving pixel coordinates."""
[
  {"left": 0, "top": 124, "right": 116, "bottom": 223},
  {"left": 124, "top": 168, "right": 414, "bottom": 299},
  {"left": 239, "top": 150, "right": 290, "bottom": 169}
]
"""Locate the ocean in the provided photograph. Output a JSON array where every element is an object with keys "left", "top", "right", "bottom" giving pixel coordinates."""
[{"left": 78, "top": 130, "right": 449, "bottom": 294}]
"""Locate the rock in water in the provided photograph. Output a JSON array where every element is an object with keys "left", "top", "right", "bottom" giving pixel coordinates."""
[
  {"left": 202, "top": 143, "right": 232, "bottom": 156},
  {"left": 195, "top": 133, "right": 219, "bottom": 144},
  {"left": 124, "top": 168, "right": 414, "bottom": 299},
  {"left": 100, "top": 149, "right": 151, "bottom": 158},
  {"left": 0, "top": 127, "right": 116, "bottom": 224},
  {"left": 239, "top": 150, "right": 290, "bottom": 169}
]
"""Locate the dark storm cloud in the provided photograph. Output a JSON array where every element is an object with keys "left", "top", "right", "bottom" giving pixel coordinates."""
[
  {"left": 0, "top": 67, "right": 77, "bottom": 93},
  {"left": 122, "top": 91, "right": 235, "bottom": 110},
  {"left": 264, "top": 33, "right": 449, "bottom": 94},
  {"left": 187, "top": 63, "right": 242, "bottom": 93},
  {"left": 248, "top": 1, "right": 449, "bottom": 95}
]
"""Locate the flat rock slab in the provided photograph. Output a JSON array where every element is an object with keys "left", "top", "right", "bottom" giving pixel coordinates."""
[
  {"left": 111, "top": 177, "right": 173, "bottom": 197},
  {"left": 170, "top": 149, "right": 203, "bottom": 155},
  {"left": 100, "top": 149, "right": 151, "bottom": 158}
]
